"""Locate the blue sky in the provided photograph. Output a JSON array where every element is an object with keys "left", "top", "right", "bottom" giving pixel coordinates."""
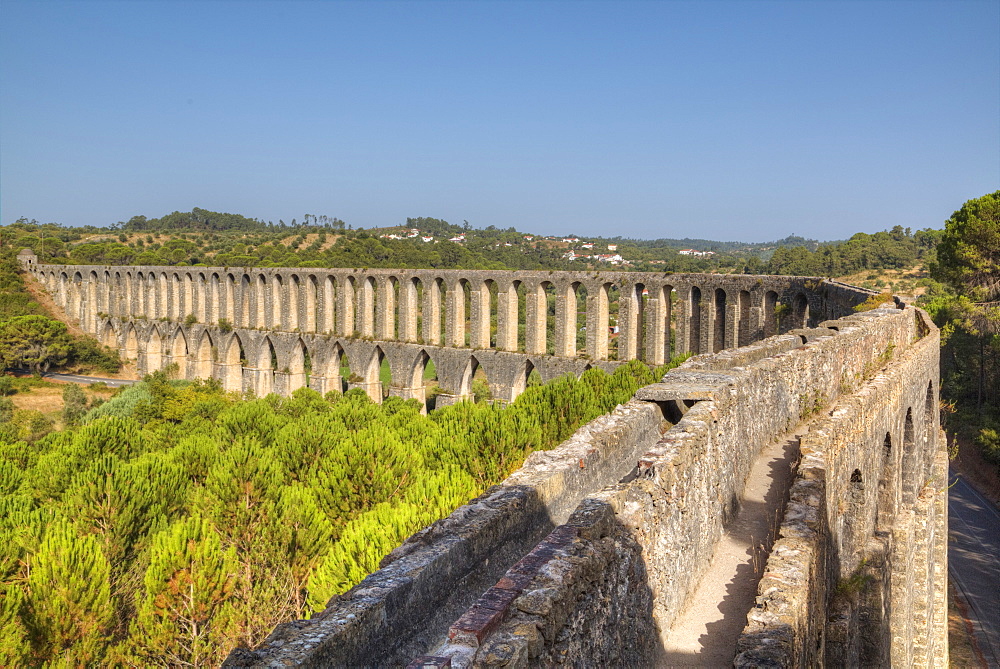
[{"left": 1, "top": 0, "right": 997, "bottom": 242}]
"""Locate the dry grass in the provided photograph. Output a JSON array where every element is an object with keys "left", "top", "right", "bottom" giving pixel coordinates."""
[
  {"left": 835, "top": 264, "right": 931, "bottom": 298},
  {"left": 8, "top": 378, "right": 118, "bottom": 429},
  {"left": 949, "top": 581, "right": 988, "bottom": 667}
]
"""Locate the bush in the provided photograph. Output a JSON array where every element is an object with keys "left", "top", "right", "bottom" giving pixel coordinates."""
[
  {"left": 69, "top": 337, "right": 122, "bottom": 375},
  {"left": 0, "top": 376, "right": 14, "bottom": 396}
]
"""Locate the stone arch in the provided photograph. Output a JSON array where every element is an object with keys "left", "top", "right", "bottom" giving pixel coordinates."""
[
  {"left": 240, "top": 274, "right": 252, "bottom": 327},
  {"left": 287, "top": 338, "right": 310, "bottom": 393},
  {"left": 341, "top": 276, "right": 357, "bottom": 336},
  {"left": 224, "top": 274, "right": 236, "bottom": 324},
  {"left": 586, "top": 281, "right": 611, "bottom": 360},
  {"left": 363, "top": 345, "right": 389, "bottom": 402},
  {"left": 398, "top": 276, "right": 420, "bottom": 343},
  {"left": 737, "top": 290, "right": 752, "bottom": 347},
  {"left": 172, "top": 273, "right": 183, "bottom": 320},
  {"left": 157, "top": 273, "right": 169, "bottom": 320},
  {"left": 510, "top": 358, "right": 536, "bottom": 400},
  {"left": 171, "top": 328, "right": 189, "bottom": 378},
  {"left": 102, "top": 270, "right": 112, "bottom": 317},
  {"left": 321, "top": 275, "right": 336, "bottom": 333},
  {"left": 923, "top": 381, "right": 936, "bottom": 478},
  {"left": 763, "top": 290, "right": 779, "bottom": 337},
  {"left": 422, "top": 277, "right": 445, "bottom": 346},
  {"left": 272, "top": 274, "right": 284, "bottom": 329},
  {"left": 305, "top": 275, "right": 319, "bottom": 333},
  {"left": 124, "top": 324, "right": 140, "bottom": 362},
  {"left": 322, "top": 342, "right": 347, "bottom": 394},
  {"left": 147, "top": 327, "right": 164, "bottom": 373},
  {"left": 875, "top": 432, "right": 895, "bottom": 533},
  {"left": 222, "top": 333, "right": 247, "bottom": 393},
  {"left": 358, "top": 276, "right": 376, "bottom": 337},
  {"left": 901, "top": 408, "right": 918, "bottom": 506},
  {"left": 401, "top": 349, "right": 431, "bottom": 410},
  {"left": 377, "top": 276, "right": 399, "bottom": 341},
  {"left": 288, "top": 274, "right": 301, "bottom": 331},
  {"left": 256, "top": 274, "right": 268, "bottom": 328},
  {"left": 458, "top": 354, "right": 484, "bottom": 399},
  {"left": 789, "top": 292, "right": 809, "bottom": 330},
  {"left": 196, "top": 273, "right": 208, "bottom": 323},
  {"left": 100, "top": 321, "right": 117, "bottom": 349},
  {"left": 688, "top": 286, "right": 703, "bottom": 355},
  {"left": 194, "top": 331, "right": 214, "bottom": 380},
  {"left": 255, "top": 337, "right": 278, "bottom": 397},
  {"left": 713, "top": 287, "right": 727, "bottom": 353}
]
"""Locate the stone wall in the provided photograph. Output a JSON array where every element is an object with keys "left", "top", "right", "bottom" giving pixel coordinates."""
[{"left": 223, "top": 304, "right": 944, "bottom": 667}]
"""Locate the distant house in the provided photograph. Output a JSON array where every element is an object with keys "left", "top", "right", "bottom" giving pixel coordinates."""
[
  {"left": 679, "top": 249, "right": 715, "bottom": 257},
  {"left": 581, "top": 243, "right": 594, "bottom": 249},
  {"left": 594, "top": 253, "right": 624, "bottom": 264},
  {"left": 562, "top": 237, "right": 580, "bottom": 243},
  {"left": 562, "top": 251, "right": 578, "bottom": 260},
  {"left": 421, "top": 236, "right": 434, "bottom": 243},
  {"left": 607, "top": 244, "right": 617, "bottom": 251},
  {"left": 448, "top": 235, "right": 466, "bottom": 243},
  {"left": 17, "top": 248, "right": 37, "bottom": 266},
  {"left": 523, "top": 235, "right": 534, "bottom": 241}
]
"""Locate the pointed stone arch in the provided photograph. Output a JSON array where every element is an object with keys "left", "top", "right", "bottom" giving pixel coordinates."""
[
  {"left": 194, "top": 331, "right": 214, "bottom": 380},
  {"left": 147, "top": 327, "right": 164, "bottom": 373},
  {"left": 171, "top": 329, "right": 189, "bottom": 378},
  {"left": 287, "top": 338, "right": 310, "bottom": 393},
  {"left": 124, "top": 324, "right": 140, "bottom": 362},
  {"left": 100, "top": 321, "right": 117, "bottom": 350},
  {"left": 255, "top": 337, "right": 278, "bottom": 397},
  {"left": 222, "top": 333, "right": 247, "bottom": 393}
]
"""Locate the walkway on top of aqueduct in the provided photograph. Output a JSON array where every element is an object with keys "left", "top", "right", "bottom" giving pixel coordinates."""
[{"left": 23, "top": 259, "right": 874, "bottom": 407}]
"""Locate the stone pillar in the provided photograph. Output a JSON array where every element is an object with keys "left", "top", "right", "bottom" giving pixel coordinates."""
[
  {"left": 398, "top": 278, "right": 419, "bottom": 343},
  {"left": 701, "top": 292, "right": 715, "bottom": 355},
  {"left": 618, "top": 284, "right": 641, "bottom": 361},
  {"left": 554, "top": 283, "right": 576, "bottom": 358},
  {"left": 496, "top": 282, "right": 519, "bottom": 352},
  {"left": 321, "top": 277, "right": 335, "bottom": 334},
  {"left": 376, "top": 278, "right": 396, "bottom": 340},
  {"left": 339, "top": 279, "right": 356, "bottom": 336},
  {"left": 388, "top": 384, "right": 426, "bottom": 413},
  {"left": 525, "top": 283, "right": 547, "bottom": 355},
  {"left": 446, "top": 280, "right": 466, "bottom": 348},
  {"left": 644, "top": 285, "right": 670, "bottom": 365},
  {"left": 585, "top": 282, "right": 609, "bottom": 360},
  {"left": 725, "top": 300, "right": 740, "bottom": 350},
  {"left": 358, "top": 279, "right": 375, "bottom": 337},
  {"left": 348, "top": 380, "right": 382, "bottom": 403},
  {"left": 422, "top": 280, "right": 442, "bottom": 345},
  {"left": 469, "top": 281, "right": 491, "bottom": 350}
]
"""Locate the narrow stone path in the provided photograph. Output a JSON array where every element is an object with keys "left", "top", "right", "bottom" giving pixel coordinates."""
[{"left": 659, "top": 430, "right": 802, "bottom": 666}]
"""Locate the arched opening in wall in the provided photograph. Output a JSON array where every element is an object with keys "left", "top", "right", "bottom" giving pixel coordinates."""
[
  {"left": 486, "top": 279, "right": 499, "bottom": 349},
  {"left": 100, "top": 321, "right": 117, "bottom": 349},
  {"left": 737, "top": 290, "right": 752, "bottom": 347},
  {"left": 255, "top": 337, "right": 277, "bottom": 397},
  {"left": 195, "top": 332, "right": 214, "bottom": 380},
  {"left": 924, "top": 381, "right": 936, "bottom": 478},
  {"left": 459, "top": 354, "right": 490, "bottom": 402},
  {"left": 158, "top": 273, "right": 169, "bottom": 319},
  {"left": 288, "top": 275, "right": 301, "bottom": 331},
  {"left": 224, "top": 274, "right": 236, "bottom": 324},
  {"left": 126, "top": 273, "right": 136, "bottom": 317},
  {"left": 516, "top": 281, "right": 528, "bottom": 352},
  {"left": 901, "top": 408, "right": 918, "bottom": 506},
  {"left": 406, "top": 349, "right": 432, "bottom": 411},
  {"left": 511, "top": 359, "right": 535, "bottom": 400},
  {"left": 272, "top": 275, "right": 284, "bottom": 330},
  {"left": 256, "top": 274, "right": 268, "bottom": 328},
  {"left": 365, "top": 346, "right": 389, "bottom": 401},
  {"left": 288, "top": 339, "right": 309, "bottom": 393},
  {"left": 171, "top": 329, "right": 188, "bottom": 379},
  {"left": 103, "top": 271, "right": 112, "bottom": 317},
  {"left": 125, "top": 325, "right": 139, "bottom": 362},
  {"left": 399, "top": 276, "right": 419, "bottom": 343},
  {"left": 573, "top": 282, "right": 587, "bottom": 356},
  {"left": 542, "top": 281, "right": 556, "bottom": 355},
  {"left": 376, "top": 276, "right": 398, "bottom": 340},
  {"left": 689, "top": 286, "right": 702, "bottom": 355},
  {"left": 763, "top": 290, "right": 779, "bottom": 337},
  {"left": 342, "top": 276, "right": 357, "bottom": 336},
  {"left": 86, "top": 271, "right": 98, "bottom": 328},
  {"left": 305, "top": 275, "right": 318, "bottom": 333},
  {"left": 322, "top": 276, "right": 336, "bottom": 334},
  {"left": 713, "top": 288, "right": 727, "bottom": 353},
  {"left": 222, "top": 334, "right": 247, "bottom": 393},
  {"left": 791, "top": 292, "right": 809, "bottom": 330},
  {"left": 322, "top": 343, "right": 347, "bottom": 393},
  {"left": 240, "top": 275, "right": 251, "bottom": 328},
  {"left": 172, "top": 273, "right": 184, "bottom": 321},
  {"left": 605, "top": 283, "right": 621, "bottom": 360},
  {"left": 205, "top": 274, "right": 223, "bottom": 325},
  {"left": 115, "top": 272, "right": 125, "bottom": 319},
  {"left": 876, "top": 433, "right": 895, "bottom": 533},
  {"left": 71, "top": 272, "right": 84, "bottom": 321},
  {"left": 359, "top": 276, "right": 377, "bottom": 337},
  {"left": 197, "top": 274, "right": 208, "bottom": 323},
  {"left": 147, "top": 328, "right": 163, "bottom": 372}
]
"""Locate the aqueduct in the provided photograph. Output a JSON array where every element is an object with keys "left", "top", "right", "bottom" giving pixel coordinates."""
[
  {"left": 20, "top": 255, "right": 947, "bottom": 666},
  {"left": 27, "top": 260, "right": 864, "bottom": 407}
]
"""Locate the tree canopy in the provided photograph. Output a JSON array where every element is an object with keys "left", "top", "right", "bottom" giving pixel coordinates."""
[{"left": 932, "top": 190, "right": 1000, "bottom": 302}]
